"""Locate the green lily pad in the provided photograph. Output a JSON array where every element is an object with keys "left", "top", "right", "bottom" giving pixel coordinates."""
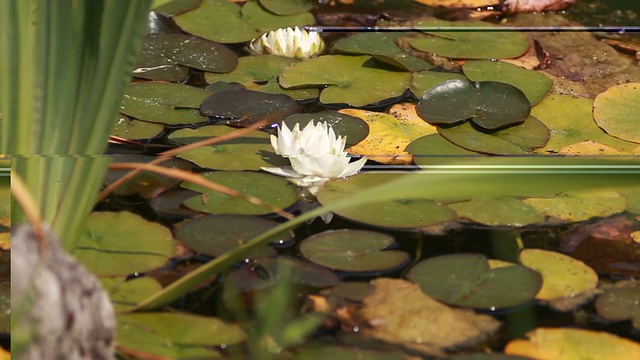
[
  {"left": 173, "top": 0, "right": 261, "bottom": 43},
  {"left": 448, "top": 196, "right": 545, "bottom": 227},
  {"left": 181, "top": 171, "right": 298, "bottom": 215},
  {"left": 279, "top": 55, "right": 412, "bottom": 107},
  {"left": 73, "top": 211, "right": 176, "bottom": 276},
  {"left": 332, "top": 32, "right": 432, "bottom": 72},
  {"left": 436, "top": 116, "right": 549, "bottom": 155},
  {"left": 407, "top": 19, "right": 530, "bottom": 59},
  {"left": 224, "top": 257, "right": 340, "bottom": 292},
  {"left": 105, "top": 154, "right": 194, "bottom": 198},
  {"left": 531, "top": 95, "right": 639, "bottom": 154},
  {"left": 405, "top": 133, "right": 483, "bottom": 165},
  {"left": 120, "top": 82, "right": 209, "bottom": 125},
  {"left": 200, "top": 89, "right": 301, "bottom": 126},
  {"left": 150, "top": 188, "right": 202, "bottom": 218},
  {"left": 595, "top": 287, "right": 640, "bottom": 327},
  {"left": 317, "top": 173, "right": 458, "bottom": 229},
  {"left": 133, "top": 63, "right": 189, "bottom": 82},
  {"left": 112, "top": 114, "right": 164, "bottom": 140},
  {"left": 299, "top": 229, "right": 409, "bottom": 273},
  {"left": 136, "top": 33, "right": 238, "bottom": 73},
  {"left": 174, "top": 214, "right": 292, "bottom": 258},
  {"left": 593, "top": 83, "right": 640, "bottom": 144},
  {"left": 153, "top": 0, "right": 201, "bottom": 16},
  {"left": 204, "top": 55, "right": 319, "bottom": 100},
  {"left": 408, "top": 253, "right": 542, "bottom": 309},
  {"left": 101, "top": 276, "right": 163, "bottom": 313},
  {"left": 117, "top": 312, "right": 245, "bottom": 358},
  {"left": 417, "top": 78, "right": 531, "bottom": 130},
  {"left": 522, "top": 189, "right": 628, "bottom": 222},
  {"left": 519, "top": 248, "right": 598, "bottom": 301},
  {"left": 240, "top": 0, "right": 314, "bottom": 32},
  {"left": 259, "top": 0, "right": 312, "bottom": 16},
  {"left": 463, "top": 60, "right": 553, "bottom": 105},
  {"left": 410, "top": 70, "right": 467, "bottom": 98},
  {"left": 281, "top": 110, "right": 369, "bottom": 147},
  {"left": 168, "top": 125, "right": 288, "bottom": 170}
]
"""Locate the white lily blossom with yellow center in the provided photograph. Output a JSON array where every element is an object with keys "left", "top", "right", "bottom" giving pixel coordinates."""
[
  {"left": 248, "top": 26, "right": 324, "bottom": 59},
  {"left": 261, "top": 121, "right": 367, "bottom": 195}
]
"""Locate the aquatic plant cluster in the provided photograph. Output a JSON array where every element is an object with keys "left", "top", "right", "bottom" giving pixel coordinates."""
[{"left": 6, "top": 0, "right": 640, "bottom": 359}]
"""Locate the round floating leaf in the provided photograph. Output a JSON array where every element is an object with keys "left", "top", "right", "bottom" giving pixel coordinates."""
[
  {"left": 317, "top": 173, "right": 458, "bottom": 229},
  {"left": 282, "top": 110, "right": 369, "bottom": 147},
  {"left": 299, "top": 229, "right": 409, "bottom": 272},
  {"left": 405, "top": 133, "right": 483, "bottom": 164},
  {"left": 153, "top": 0, "right": 201, "bottom": 15},
  {"left": 200, "top": 89, "right": 301, "bottom": 126},
  {"left": 74, "top": 211, "right": 176, "bottom": 276},
  {"left": 463, "top": 60, "right": 553, "bottom": 105},
  {"left": 117, "top": 312, "right": 246, "bottom": 354},
  {"left": 595, "top": 287, "right": 640, "bottom": 325},
  {"left": 173, "top": 0, "right": 261, "bottom": 43},
  {"left": 326, "top": 282, "right": 375, "bottom": 302},
  {"left": 408, "top": 253, "right": 542, "bottom": 309},
  {"left": 136, "top": 33, "right": 238, "bottom": 73},
  {"left": 112, "top": 114, "right": 164, "bottom": 140},
  {"left": 531, "top": 95, "right": 638, "bottom": 154},
  {"left": 407, "top": 19, "right": 530, "bottom": 59},
  {"left": 224, "top": 257, "right": 340, "bottom": 292},
  {"left": 259, "top": 0, "right": 312, "bottom": 15},
  {"left": 448, "top": 196, "right": 544, "bottom": 227},
  {"left": 105, "top": 154, "right": 193, "bottom": 198},
  {"left": 340, "top": 108, "right": 437, "bottom": 164},
  {"left": 332, "top": 32, "right": 432, "bottom": 71},
  {"left": 410, "top": 70, "right": 467, "bottom": 98},
  {"left": 181, "top": 171, "right": 298, "bottom": 215},
  {"left": 240, "top": 0, "right": 314, "bottom": 32},
  {"left": 505, "top": 327, "right": 640, "bottom": 360},
  {"left": 279, "top": 55, "right": 411, "bottom": 107},
  {"left": 593, "top": 83, "right": 640, "bottom": 144},
  {"left": 101, "top": 277, "right": 162, "bottom": 313},
  {"left": 417, "top": 78, "right": 531, "bottom": 130},
  {"left": 519, "top": 248, "right": 598, "bottom": 301},
  {"left": 437, "top": 116, "right": 549, "bottom": 155},
  {"left": 175, "top": 214, "right": 292, "bottom": 258},
  {"left": 150, "top": 188, "right": 201, "bottom": 218},
  {"left": 204, "top": 55, "right": 319, "bottom": 100},
  {"left": 120, "top": 82, "right": 209, "bottom": 125},
  {"left": 522, "top": 189, "right": 627, "bottom": 222},
  {"left": 169, "top": 125, "right": 288, "bottom": 170}
]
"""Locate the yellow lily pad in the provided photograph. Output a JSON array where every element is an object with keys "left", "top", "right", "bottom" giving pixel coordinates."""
[
  {"left": 593, "top": 83, "right": 640, "bottom": 144},
  {"left": 522, "top": 189, "right": 627, "bottom": 222},
  {"left": 504, "top": 327, "right": 640, "bottom": 360},
  {"left": 558, "top": 140, "right": 625, "bottom": 156},
  {"left": 531, "top": 95, "right": 638, "bottom": 154},
  {"left": 341, "top": 108, "right": 437, "bottom": 164},
  {"left": 518, "top": 249, "right": 598, "bottom": 301}
]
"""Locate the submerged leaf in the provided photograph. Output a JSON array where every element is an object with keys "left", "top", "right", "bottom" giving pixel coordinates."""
[{"left": 361, "top": 278, "right": 500, "bottom": 355}]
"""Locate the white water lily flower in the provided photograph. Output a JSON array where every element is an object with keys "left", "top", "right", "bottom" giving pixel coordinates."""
[
  {"left": 271, "top": 121, "right": 347, "bottom": 157},
  {"left": 248, "top": 26, "right": 324, "bottom": 59},
  {"left": 262, "top": 121, "right": 367, "bottom": 195}
]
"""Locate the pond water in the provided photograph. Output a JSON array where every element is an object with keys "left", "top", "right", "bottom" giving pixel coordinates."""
[{"left": 96, "top": 0, "right": 640, "bottom": 358}]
